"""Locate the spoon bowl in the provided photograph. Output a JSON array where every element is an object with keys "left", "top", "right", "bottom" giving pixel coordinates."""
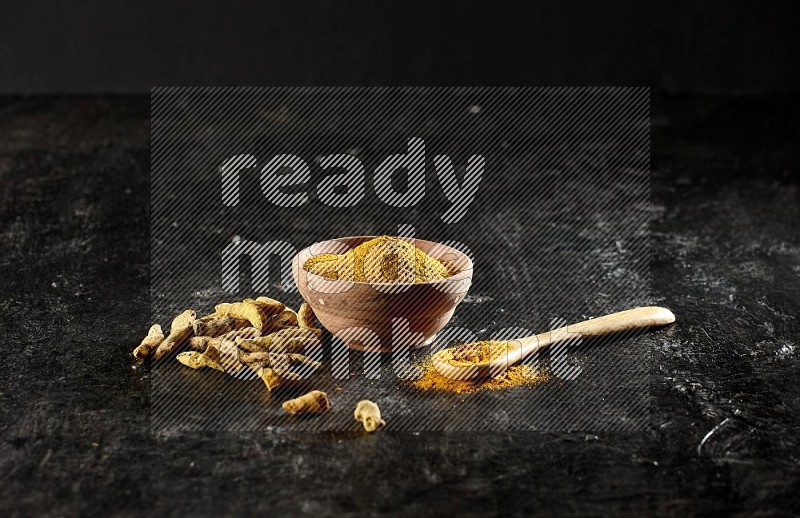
[{"left": 431, "top": 306, "right": 676, "bottom": 380}]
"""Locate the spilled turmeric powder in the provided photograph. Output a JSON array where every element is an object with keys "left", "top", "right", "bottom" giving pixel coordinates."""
[
  {"left": 302, "top": 235, "right": 452, "bottom": 283},
  {"left": 411, "top": 339, "right": 550, "bottom": 393},
  {"left": 410, "top": 359, "right": 551, "bottom": 394}
]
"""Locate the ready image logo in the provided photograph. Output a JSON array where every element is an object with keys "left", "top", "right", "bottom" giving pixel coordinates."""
[{"left": 218, "top": 136, "right": 482, "bottom": 294}]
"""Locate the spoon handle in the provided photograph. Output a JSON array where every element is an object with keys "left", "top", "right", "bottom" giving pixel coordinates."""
[{"left": 517, "top": 306, "right": 676, "bottom": 354}]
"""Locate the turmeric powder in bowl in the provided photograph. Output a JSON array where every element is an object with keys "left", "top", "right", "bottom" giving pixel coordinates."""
[
  {"left": 293, "top": 235, "right": 473, "bottom": 352},
  {"left": 302, "top": 235, "right": 452, "bottom": 283}
]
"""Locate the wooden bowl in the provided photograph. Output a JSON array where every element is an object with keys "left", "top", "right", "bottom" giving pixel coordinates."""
[{"left": 292, "top": 236, "right": 473, "bottom": 352}]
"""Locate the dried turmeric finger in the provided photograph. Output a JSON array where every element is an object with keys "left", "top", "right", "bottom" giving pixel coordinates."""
[
  {"left": 189, "top": 324, "right": 260, "bottom": 352},
  {"left": 256, "top": 308, "right": 299, "bottom": 335},
  {"left": 271, "top": 353, "right": 323, "bottom": 372},
  {"left": 133, "top": 324, "right": 165, "bottom": 360},
  {"left": 237, "top": 327, "right": 319, "bottom": 354},
  {"left": 214, "top": 298, "right": 283, "bottom": 330},
  {"left": 203, "top": 340, "right": 245, "bottom": 375},
  {"left": 257, "top": 367, "right": 283, "bottom": 391},
  {"left": 153, "top": 310, "right": 197, "bottom": 360},
  {"left": 256, "top": 367, "right": 302, "bottom": 391},
  {"left": 297, "top": 303, "right": 322, "bottom": 336},
  {"left": 281, "top": 390, "right": 330, "bottom": 414},
  {"left": 236, "top": 334, "right": 277, "bottom": 353},
  {"left": 223, "top": 327, "right": 261, "bottom": 341},
  {"left": 354, "top": 400, "right": 385, "bottom": 432},
  {"left": 187, "top": 335, "right": 217, "bottom": 352},
  {"left": 192, "top": 316, "right": 237, "bottom": 337},
  {"left": 239, "top": 349, "right": 321, "bottom": 379},
  {"left": 269, "top": 328, "right": 320, "bottom": 354},
  {"left": 272, "top": 308, "right": 297, "bottom": 328},
  {"left": 191, "top": 328, "right": 255, "bottom": 355},
  {"left": 176, "top": 351, "right": 224, "bottom": 372},
  {"left": 254, "top": 296, "right": 286, "bottom": 310},
  {"left": 297, "top": 303, "right": 313, "bottom": 327},
  {"left": 285, "top": 353, "right": 323, "bottom": 370},
  {"left": 238, "top": 350, "right": 272, "bottom": 369}
]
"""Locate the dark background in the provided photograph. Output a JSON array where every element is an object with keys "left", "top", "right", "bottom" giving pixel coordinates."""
[{"left": 1, "top": 0, "right": 799, "bottom": 94}]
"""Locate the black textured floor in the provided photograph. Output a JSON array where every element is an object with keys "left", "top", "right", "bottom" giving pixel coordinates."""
[{"left": 1, "top": 96, "right": 798, "bottom": 516}]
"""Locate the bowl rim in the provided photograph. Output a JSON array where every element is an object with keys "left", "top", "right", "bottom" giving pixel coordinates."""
[{"left": 292, "top": 235, "right": 474, "bottom": 287}]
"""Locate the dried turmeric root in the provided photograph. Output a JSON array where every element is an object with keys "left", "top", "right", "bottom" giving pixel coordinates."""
[
  {"left": 281, "top": 390, "right": 330, "bottom": 414},
  {"left": 214, "top": 298, "right": 284, "bottom": 331},
  {"left": 133, "top": 324, "right": 165, "bottom": 360},
  {"left": 187, "top": 335, "right": 217, "bottom": 352},
  {"left": 202, "top": 340, "right": 245, "bottom": 375},
  {"left": 235, "top": 329, "right": 287, "bottom": 353},
  {"left": 135, "top": 297, "right": 323, "bottom": 384},
  {"left": 256, "top": 367, "right": 303, "bottom": 391},
  {"left": 297, "top": 303, "right": 322, "bottom": 336},
  {"left": 238, "top": 351, "right": 273, "bottom": 369},
  {"left": 153, "top": 310, "right": 197, "bottom": 360},
  {"left": 242, "top": 350, "right": 321, "bottom": 379},
  {"left": 244, "top": 307, "right": 298, "bottom": 335},
  {"left": 188, "top": 327, "right": 261, "bottom": 353},
  {"left": 237, "top": 327, "right": 319, "bottom": 354},
  {"left": 270, "top": 327, "right": 321, "bottom": 354},
  {"left": 176, "top": 351, "right": 224, "bottom": 372},
  {"left": 192, "top": 315, "right": 242, "bottom": 337},
  {"left": 222, "top": 327, "right": 261, "bottom": 342},
  {"left": 277, "top": 353, "right": 323, "bottom": 371},
  {"left": 354, "top": 400, "right": 385, "bottom": 432},
  {"left": 272, "top": 308, "right": 298, "bottom": 328},
  {"left": 235, "top": 335, "right": 273, "bottom": 353}
]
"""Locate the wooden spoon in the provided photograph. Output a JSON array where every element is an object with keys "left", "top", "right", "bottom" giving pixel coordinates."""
[{"left": 431, "top": 306, "right": 675, "bottom": 380}]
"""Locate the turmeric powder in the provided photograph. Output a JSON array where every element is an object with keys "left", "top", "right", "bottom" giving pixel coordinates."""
[
  {"left": 303, "top": 254, "right": 339, "bottom": 279},
  {"left": 410, "top": 357, "right": 551, "bottom": 394},
  {"left": 446, "top": 340, "right": 513, "bottom": 365},
  {"left": 302, "top": 236, "right": 452, "bottom": 283}
]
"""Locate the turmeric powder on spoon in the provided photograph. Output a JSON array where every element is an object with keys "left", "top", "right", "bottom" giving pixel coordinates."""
[{"left": 410, "top": 341, "right": 551, "bottom": 394}]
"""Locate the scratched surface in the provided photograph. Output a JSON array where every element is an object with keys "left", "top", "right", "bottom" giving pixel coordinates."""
[{"left": 0, "top": 97, "right": 798, "bottom": 515}]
